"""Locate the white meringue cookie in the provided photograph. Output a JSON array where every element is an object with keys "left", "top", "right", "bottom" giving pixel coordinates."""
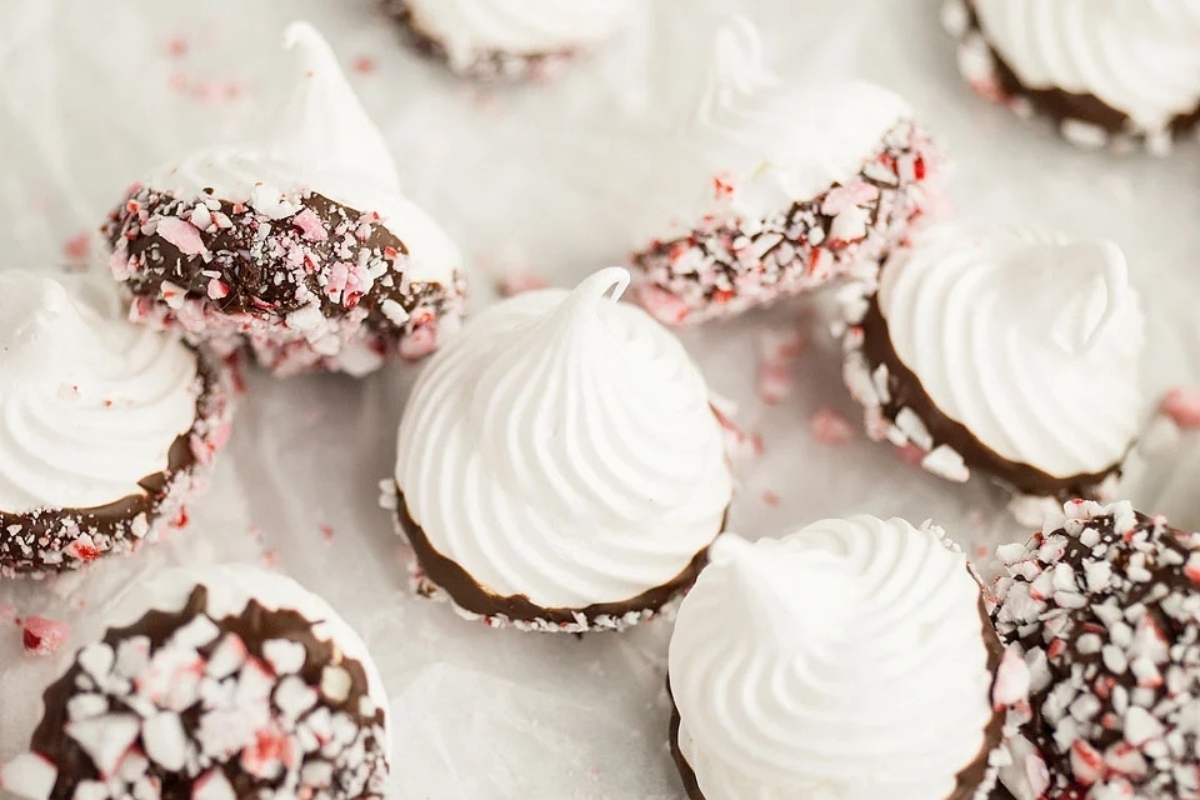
[
  {"left": 146, "top": 21, "right": 458, "bottom": 285},
  {"left": 878, "top": 223, "right": 1145, "bottom": 480},
  {"left": 0, "top": 270, "right": 199, "bottom": 513},
  {"left": 637, "top": 16, "right": 914, "bottom": 244},
  {"left": 669, "top": 520, "right": 997, "bottom": 800},
  {"left": 394, "top": 267, "right": 732, "bottom": 609},
  {"left": 971, "top": 0, "right": 1200, "bottom": 135},
  {"left": 401, "top": 0, "right": 638, "bottom": 70}
]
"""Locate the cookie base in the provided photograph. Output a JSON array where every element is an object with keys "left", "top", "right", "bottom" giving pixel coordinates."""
[{"left": 630, "top": 119, "right": 938, "bottom": 325}]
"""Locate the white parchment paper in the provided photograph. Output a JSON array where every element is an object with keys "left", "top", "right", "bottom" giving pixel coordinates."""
[{"left": 2, "top": 0, "right": 1199, "bottom": 797}]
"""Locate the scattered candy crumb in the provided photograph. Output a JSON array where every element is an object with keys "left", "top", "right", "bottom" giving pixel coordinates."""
[
  {"left": 163, "top": 35, "right": 189, "bottom": 58},
  {"left": 23, "top": 616, "right": 70, "bottom": 656},
  {"left": 1161, "top": 387, "right": 1200, "bottom": 429},
  {"left": 810, "top": 408, "right": 854, "bottom": 445},
  {"left": 63, "top": 231, "right": 90, "bottom": 263},
  {"left": 351, "top": 56, "right": 376, "bottom": 75},
  {"left": 762, "top": 491, "right": 780, "bottom": 507}
]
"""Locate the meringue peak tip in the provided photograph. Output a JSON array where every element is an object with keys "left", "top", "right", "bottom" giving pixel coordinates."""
[
  {"left": 282, "top": 21, "right": 331, "bottom": 58},
  {"left": 707, "top": 533, "right": 755, "bottom": 566},
  {"left": 570, "top": 267, "right": 631, "bottom": 305}
]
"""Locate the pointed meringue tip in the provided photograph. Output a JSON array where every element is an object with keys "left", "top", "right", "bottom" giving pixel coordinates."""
[
  {"left": 282, "top": 21, "right": 330, "bottom": 59},
  {"left": 570, "top": 267, "right": 631, "bottom": 306},
  {"left": 707, "top": 533, "right": 755, "bottom": 566}
]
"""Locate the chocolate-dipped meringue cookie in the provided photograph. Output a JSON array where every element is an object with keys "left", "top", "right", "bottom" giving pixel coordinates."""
[
  {"left": 840, "top": 223, "right": 1145, "bottom": 524},
  {"left": 382, "top": 0, "right": 638, "bottom": 80},
  {"left": 631, "top": 16, "right": 940, "bottom": 325},
  {"left": 1, "top": 565, "right": 390, "bottom": 800},
  {"left": 991, "top": 500, "right": 1200, "bottom": 800},
  {"left": 943, "top": 0, "right": 1200, "bottom": 153},
  {"left": 389, "top": 267, "right": 733, "bottom": 632},
  {"left": 0, "top": 270, "right": 232, "bottom": 577},
  {"left": 103, "top": 22, "right": 466, "bottom": 377},
  {"left": 668, "top": 520, "right": 1005, "bottom": 800}
]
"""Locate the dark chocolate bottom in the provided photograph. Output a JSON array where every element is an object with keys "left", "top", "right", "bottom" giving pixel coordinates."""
[
  {"left": 0, "top": 347, "right": 234, "bottom": 577},
  {"left": 394, "top": 484, "right": 721, "bottom": 632},
  {"left": 381, "top": 0, "right": 576, "bottom": 81},
  {"left": 841, "top": 293, "right": 1123, "bottom": 519},
  {"left": 949, "top": 0, "right": 1200, "bottom": 153}
]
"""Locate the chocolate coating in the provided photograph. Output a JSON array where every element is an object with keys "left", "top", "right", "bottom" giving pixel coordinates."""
[
  {"left": 104, "top": 187, "right": 463, "bottom": 336},
  {"left": 960, "top": 0, "right": 1200, "bottom": 146},
  {"left": 30, "top": 585, "right": 388, "bottom": 800},
  {"left": 380, "top": 0, "right": 576, "bottom": 80},
  {"left": 668, "top": 596, "right": 1007, "bottom": 800},
  {"left": 858, "top": 294, "right": 1121, "bottom": 499},
  {"left": 395, "top": 485, "right": 721, "bottom": 630},
  {"left": 0, "top": 348, "right": 230, "bottom": 575},
  {"left": 992, "top": 506, "right": 1200, "bottom": 800}
]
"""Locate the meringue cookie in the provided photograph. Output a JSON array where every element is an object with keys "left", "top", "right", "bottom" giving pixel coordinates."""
[
  {"left": 5, "top": 564, "right": 390, "bottom": 800},
  {"left": 991, "top": 501, "right": 1200, "bottom": 800},
  {"left": 104, "top": 21, "right": 466, "bottom": 377},
  {"left": 632, "top": 16, "right": 938, "bottom": 325},
  {"left": 384, "top": 0, "right": 638, "bottom": 79},
  {"left": 946, "top": 0, "right": 1200, "bottom": 151},
  {"left": 669, "top": 520, "right": 1003, "bottom": 800},
  {"left": 0, "top": 270, "right": 232, "bottom": 577},
  {"left": 841, "top": 223, "right": 1145, "bottom": 506},
  {"left": 392, "top": 267, "right": 732, "bottom": 632}
]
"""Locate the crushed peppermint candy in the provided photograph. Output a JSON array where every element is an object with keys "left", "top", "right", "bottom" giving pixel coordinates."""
[
  {"left": 23, "top": 616, "right": 70, "bottom": 657},
  {"left": 13, "top": 584, "right": 389, "bottom": 800},
  {"left": 991, "top": 500, "right": 1200, "bottom": 800},
  {"left": 103, "top": 185, "right": 466, "bottom": 378},
  {"left": 631, "top": 119, "right": 938, "bottom": 325}
]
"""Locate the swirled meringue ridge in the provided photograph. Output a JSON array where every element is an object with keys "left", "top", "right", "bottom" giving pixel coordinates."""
[
  {"left": 394, "top": 268, "right": 732, "bottom": 613},
  {"left": 669, "top": 520, "right": 1001, "bottom": 800},
  {"left": 876, "top": 223, "right": 1145, "bottom": 481},
  {"left": 0, "top": 271, "right": 199, "bottom": 514}
]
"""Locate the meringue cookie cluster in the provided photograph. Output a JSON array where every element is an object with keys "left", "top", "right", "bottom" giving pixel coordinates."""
[
  {"left": 395, "top": 268, "right": 732, "bottom": 617},
  {"left": 670, "top": 518, "right": 1001, "bottom": 800},
  {"left": 0, "top": 271, "right": 199, "bottom": 513}
]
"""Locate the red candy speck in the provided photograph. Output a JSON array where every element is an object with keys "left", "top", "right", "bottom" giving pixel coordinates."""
[
  {"left": 63, "top": 232, "right": 90, "bottom": 261},
  {"left": 810, "top": 408, "right": 854, "bottom": 446},
  {"left": 23, "top": 616, "right": 70, "bottom": 656},
  {"left": 1161, "top": 388, "right": 1200, "bottom": 429}
]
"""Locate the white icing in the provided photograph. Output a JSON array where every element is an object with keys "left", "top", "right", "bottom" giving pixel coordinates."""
[
  {"left": 402, "top": 0, "right": 638, "bottom": 69},
  {"left": 636, "top": 16, "right": 912, "bottom": 243},
  {"left": 669, "top": 520, "right": 996, "bottom": 800},
  {"left": 103, "top": 563, "right": 390, "bottom": 745},
  {"left": 394, "top": 267, "right": 732, "bottom": 609},
  {"left": 972, "top": 0, "right": 1200, "bottom": 133},
  {"left": 147, "top": 21, "right": 459, "bottom": 284},
  {"left": 878, "top": 223, "right": 1145, "bottom": 479},
  {"left": 0, "top": 271, "right": 199, "bottom": 514}
]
